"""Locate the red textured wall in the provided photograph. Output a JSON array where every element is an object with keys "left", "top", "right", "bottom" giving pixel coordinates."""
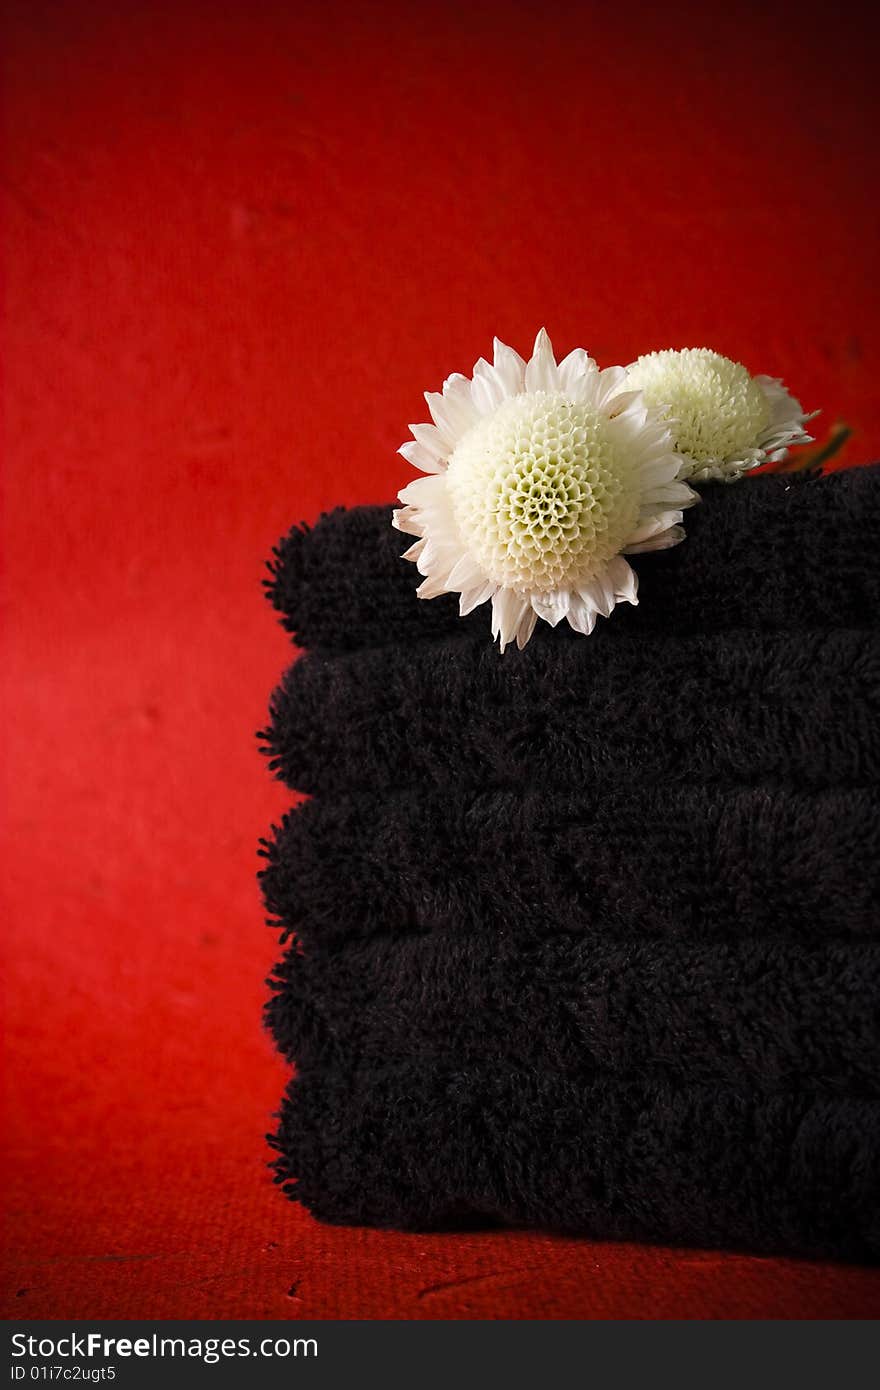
[{"left": 3, "top": 0, "right": 879, "bottom": 1319}]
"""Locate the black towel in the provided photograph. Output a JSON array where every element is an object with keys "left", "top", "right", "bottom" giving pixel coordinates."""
[
  {"left": 261, "top": 464, "right": 880, "bottom": 1259},
  {"left": 262, "top": 629, "right": 880, "bottom": 798},
  {"left": 260, "top": 786, "right": 880, "bottom": 950},
  {"left": 271, "top": 1066, "right": 880, "bottom": 1261},
  {"left": 265, "top": 466, "right": 880, "bottom": 653},
  {"left": 265, "top": 935, "right": 880, "bottom": 1097}
]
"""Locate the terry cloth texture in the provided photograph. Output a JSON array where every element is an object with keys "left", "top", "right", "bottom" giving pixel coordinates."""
[
  {"left": 265, "top": 937, "right": 880, "bottom": 1095},
  {"left": 262, "top": 629, "right": 880, "bottom": 798},
  {"left": 260, "top": 788, "right": 880, "bottom": 950},
  {"left": 265, "top": 467, "right": 880, "bottom": 652},
  {"left": 271, "top": 1068, "right": 880, "bottom": 1260},
  {"left": 261, "top": 464, "right": 880, "bottom": 1259}
]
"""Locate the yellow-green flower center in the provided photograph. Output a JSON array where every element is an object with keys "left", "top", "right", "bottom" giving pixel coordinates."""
[
  {"left": 445, "top": 391, "right": 640, "bottom": 593},
  {"left": 626, "top": 348, "right": 769, "bottom": 469}
]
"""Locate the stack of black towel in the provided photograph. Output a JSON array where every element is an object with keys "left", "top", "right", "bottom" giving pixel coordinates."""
[{"left": 260, "top": 465, "right": 880, "bottom": 1260}]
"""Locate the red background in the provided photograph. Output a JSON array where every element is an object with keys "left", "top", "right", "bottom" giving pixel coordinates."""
[{"left": 3, "top": 0, "right": 880, "bottom": 1319}]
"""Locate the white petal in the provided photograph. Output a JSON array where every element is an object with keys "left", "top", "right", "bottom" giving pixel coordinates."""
[
  {"left": 425, "top": 376, "right": 478, "bottom": 445},
  {"left": 557, "top": 347, "right": 590, "bottom": 395},
  {"left": 577, "top": 576, "right": 616, "bottom": 619},
  {"left": 624, "top": 421, "right": 677, "bottom": 463},
  {"left": 623, "top": 525, "right": 686, "bottom": 554},
  {"left": 459, "top": 580, "right": 496, "bottom": 616},
  {"left": 593, "top": 365, "right": 629, "bottom": 409},
  {"left": 416, "top": 573, "right": 452, "bottom": 600},
  {"left": 566, "top": 593, "right": 598, "bottom": 636},
  {"left": 397, "top": 473, "right": 448, "bottom": 508},
  {"left": 414, "top": 537, "right": 444, "bottom": 575},
  {"left": 401, "top": 538, "right": 426, "bottom": 561},
  {"left": 755, "top": 374, "right": 802, "bottom": 427},
  {"left": 422, "top": 393, "right": 453, "bottom": 441},
  {"left": 638, "top": 454, "right": 684, "bottom": 488},
  {"left": 641, "top": 479, "right": 699, "bottom": 508},
  {"left": 762, "top": 424, "right": 814, "bottom": 453},
  {"left": 411, "top": 513, "right": 461, "bottom": 570},
  {"left": 399, "top": 439, "right": 446, "bottom": 474},
  {"left": 446, "top": 553, "right": 488, "bottom": 591},
  {"left": 625, "top": 510, "right": 683, "bottom": 545},
  {"left": 755, "top": 374, "right": 816, "bottom": 451},
  {"left": 491, "top": 588, "right": 530, "bottom": 652},
  {"left": 409, "top": 422, "right": 450, "bottom": 465},
  {"left": 606, "top": 394, "right": 649, "bottom": 435},
  {"left": 529, "top": 589, "right": 571, "bottom": 627},
  {"left": 524, "top": 328, "right": 559, "bottom": 392},
  {"left": 493, "top": 337, "right": 527, "bottom": 396},
  {"left": 604, "top": 555, "right": 638, "bottom": 605},
  {"left": 515, "top": 608, "right": 538, "bottom": 649},
  {"left": 471, "top": 358, "right": 508, "bottom": 414},
  {"left": 444, "top": 371, "right": 482, "bottom": 421},
  {"left": 444, "top": 371, "right": 478, "bottom": 401},
  {"left": 392, "top": 506, "right": 421, "bottom": 536}
]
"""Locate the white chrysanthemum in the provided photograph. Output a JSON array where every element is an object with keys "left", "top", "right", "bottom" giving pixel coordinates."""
[
  {"left": 623, "top": 348, "right": 815, "bottom": 483},
  {"left": 393, "top": 330, "right": 697, "bottom": 652}
]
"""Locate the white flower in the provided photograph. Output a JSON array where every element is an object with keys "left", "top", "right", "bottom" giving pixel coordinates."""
[
  {"left": 393, "top": 330, "right": 697, "bottom": 652},
  {"left": 622, "top": 347, "right": 815, "bottom": 483}
]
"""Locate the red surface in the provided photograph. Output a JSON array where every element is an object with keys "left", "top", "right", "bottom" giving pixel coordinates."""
[{"left": 3, "top": 0, "right": 880, "bottom": 1320}]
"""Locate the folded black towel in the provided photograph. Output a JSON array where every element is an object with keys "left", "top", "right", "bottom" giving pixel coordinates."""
[
  {"left": 260, "top": 786, "right": 880, "bottom": 949},
  {"left": 271, "top": 1066, "right": 880, "bottom": 1261},
  {"left": 261, "top": 465, "right": 880, "bottom": 1259},
  {"left": 266, "top": 466, "right": 880, "bottom": 653},
  {"left": 263, "top": 629, "right": 880, "bottom": 798},
  {"left": 265, "top": 936, "right": 880, "bottom": 1097}
]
